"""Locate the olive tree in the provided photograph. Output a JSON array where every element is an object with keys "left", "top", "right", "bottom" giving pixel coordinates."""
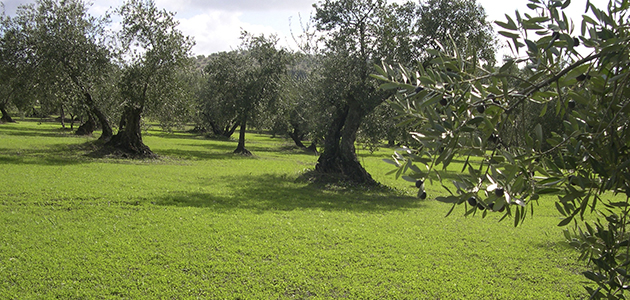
[
  {"left": 13, "top": 0, "right": 115, "bottom": 139},
  {"left": 377, "top": 0, "right": 630, "bottom": 297},
  {"left": 105, "top": 0, "right": 194, "bottom": 158},
  {"left": 197, "top": 51, "right": 243, "bottom": 139},
  {"left": 273, "top": 52, "right": 323, "bottom": 151},
  {"left": 311, "top": 0, "right": 495, "bottom": 185},
  {"left": 311, "top": 0, "right": 401, "bottom": 185},
  {"left": 201, "top": 33, "right": 287, "bottom": 155}
]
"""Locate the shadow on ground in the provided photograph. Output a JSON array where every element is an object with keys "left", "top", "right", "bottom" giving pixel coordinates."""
[
  {"left": 0, "top": 144, "right": 89, "bottom": 166},
  {"left": 153, "top": 174, "right": 423, "bottom": 213},
  {"left": 0, "top": 123, "right": 78, "bottom": 138}
]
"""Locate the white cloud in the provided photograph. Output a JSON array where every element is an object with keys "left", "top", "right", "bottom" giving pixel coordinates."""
[
  {"left": 156, "top": 0, "right": 314, "bottom": 13},
  {"left": 176, "top": 11, "right": 289, "bottom": 55}
]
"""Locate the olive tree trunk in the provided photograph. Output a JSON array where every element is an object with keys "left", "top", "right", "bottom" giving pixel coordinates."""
[
  {"left": 75, "top": 112, "right": 96, "bottom": 136},
  {"left": 234, "top": 113, "right": 252, "bottom": 156},
  {"left": 315, "top": 102, "right": 376, "bottom": 185},
  {"left": 105, "top": 106, "right": 156, "bottom": 158},
  {"left": 0, "top": 102, "right": 15, "bottom": 123},
  {"left": 82, "top": 92, "right": 113, "bottom": 142}
]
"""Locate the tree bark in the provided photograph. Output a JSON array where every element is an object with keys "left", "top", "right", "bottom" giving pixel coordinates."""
[
  {"left": 306, "top": 141, "right": 318, "bottom": 155},
  {"left": 59, "top": 103, "right": 65, "bottom": 128},
  {"left": 83, "top": 92, "right": 113, "bottom": 142},
  {"left": 233, "top": 113, "right": 252, "bottom": 156},
  {"left": 226, "top": 122, "right": 239, "bottom": 138},
  {"left": 0, "top": 102, "right": 15, "bottom": 123},
  {"left": 315, "top": 102, "right": 376, "bottom": 185},
  {"left": 105, "top": 106, "right": 156, "bottom": 158},
  {"left": 75, "top": 113, "right": 96, "bottom": 136},
  {"left": 288, "top": 123, "right": 307, "bottom": 148},
  {"left": 208, "top": 119, "right": 238, "bottom": 138}
]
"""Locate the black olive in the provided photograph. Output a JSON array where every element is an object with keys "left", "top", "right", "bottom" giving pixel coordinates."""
[
  {"left": 488, "top": 134, "right": 499, "bottom": 144},
  {"left": 552, "top": 31, "right": 560, "bottom": 40},
  {"left": 415, "top": 180, "right": 424, "bottom": 188}
]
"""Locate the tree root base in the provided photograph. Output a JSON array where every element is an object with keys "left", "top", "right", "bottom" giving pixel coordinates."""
[{"left": 298, "top": 169, "right": 381, "bottom": 189}]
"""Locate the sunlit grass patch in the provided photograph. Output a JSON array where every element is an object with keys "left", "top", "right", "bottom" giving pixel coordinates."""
[{"left": 0, "top": 120, "right": 587, "bottom": 299}]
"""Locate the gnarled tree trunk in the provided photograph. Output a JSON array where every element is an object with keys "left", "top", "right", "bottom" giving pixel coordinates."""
[
  {"left": 0, "top": 102, "right": 15, "bottom": 123},
  {"left": 83, "top": 92, "right": 113, "bottom": 142},
  {"left": 75, "top": 113, "right": 96, "bottom": 136},
  {"left": 208, "top": 119, "right": 239, "bottom": 138},
  {"left": 105, "top": 106, "right": 156, "bottom": 158},
  {"left": 315, "top": 102, "right": 376, "bottom": 185},
  {"left": 288, "top": 123, "right": 307, "bottom": 149},
  {"left": 234, "top": 113, "right": 252, "bottom": 156}
]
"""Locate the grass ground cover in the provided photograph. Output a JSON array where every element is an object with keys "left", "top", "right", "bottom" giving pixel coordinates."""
[{"left": 0, "top": 119, "right": 588, "bottom": 299}]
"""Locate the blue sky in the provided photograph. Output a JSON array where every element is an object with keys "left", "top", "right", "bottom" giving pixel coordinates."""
[{"left": 2, "top": 0, "right": 609, "bottom": 56}]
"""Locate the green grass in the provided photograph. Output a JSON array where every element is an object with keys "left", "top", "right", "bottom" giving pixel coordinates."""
[{"left": 0, "top": 119, "right": 588, "bottom": 299}]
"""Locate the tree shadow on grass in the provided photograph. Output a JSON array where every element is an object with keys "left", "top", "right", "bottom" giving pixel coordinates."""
[
  {"left": 0, "top": 144, "right": 89, "bottom": 166},
  {"left": 155, "top": 148, "right": 238, "bottom": 160},
  {"left": 154, "top": 141, "right": 316, "bottom": 161},
  {"left": 0, "top": 124, "right": 79, "bottom": 138},
  {"left": 153, "top": 174, "right": 423, "bottom": 213}
]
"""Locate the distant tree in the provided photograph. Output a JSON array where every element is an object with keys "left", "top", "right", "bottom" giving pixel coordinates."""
[
  {"left": 197, "top": 51, "right": 242, "bottom": 138},
  {"left": 201, "top": 33, "right": 287, "bottom": 155},
  {"left": 275, "top": 52, "right": 322, "bottom": 151},
  {"left": 414, "top": 0, "right": 496, "bottom": 65},
  {"left": 105, "top": 0, "right": 194, "bottom": 158}
]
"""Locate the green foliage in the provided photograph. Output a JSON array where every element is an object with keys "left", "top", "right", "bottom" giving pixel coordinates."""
[
  {"left": 0, "top": 11, "right": 36, "bottom": 117},
  {"left": 0, "top": 120, "right": 587, "bottom": 298},
  {"left": 9, "top": 0, "right": 116, "bottom": 126},
  {"left": 270, "top": 52, "right": 324, "bottom": 147},
  {"left": 117, "top": 0, "right": 194, "bottom": 121},
  {"left": 376, "top": 0, "right": 630, "bottom": 297},
  {"left": 415, "top": 0, "right": 497, "bottom": 65}
]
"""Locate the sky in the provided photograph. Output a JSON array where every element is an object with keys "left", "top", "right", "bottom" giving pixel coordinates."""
[{"left": 2, "top": 0, "right": 610, "bottom": 57}]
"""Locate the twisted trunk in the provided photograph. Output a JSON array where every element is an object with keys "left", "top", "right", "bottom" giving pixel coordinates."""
[
  {"left": 0, "top": 102, "right": 15, "bottom": 123},
  {"left": 81, "top": 92, "right": 112, "bottom": 142},
  {"left": 234, "top": 113, "right": 252, "bottom": 156},
  {"left": 288, "top": 122, "right": 307, "bottom": 149},
  {"left": 315, "top": 101, "right": 376, "bottom": 185},
  {"left": 75, "top": 113, "right": 96, "bottom": 136},
  {"left": 105, "top": 106, "right": 156, "bottom": 158}
]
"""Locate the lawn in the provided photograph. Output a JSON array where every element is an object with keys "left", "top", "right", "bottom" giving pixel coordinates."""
[{"left": 0, "top": 119, "right": 588, "bottom": 299}]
